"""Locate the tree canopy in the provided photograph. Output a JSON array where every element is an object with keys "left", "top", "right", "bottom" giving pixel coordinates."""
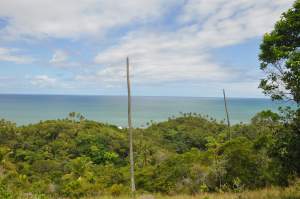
[
  {"left": 0, "top": 112, "right": 298, "bottom": 198},
  {"left": 259, "top": 0, "right": 300, "bottom": 103}
]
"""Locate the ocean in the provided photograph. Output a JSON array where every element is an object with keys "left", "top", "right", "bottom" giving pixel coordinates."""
[{"left": 0, "top": 94, "right": 293, "bottom": 127}]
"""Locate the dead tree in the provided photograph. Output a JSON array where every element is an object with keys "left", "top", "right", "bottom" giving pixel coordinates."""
[
  {"left": 223, "top": 89, "right": 231, "bottom": 140},
  {"left": 126, "top": 57, "right": 136, "bottom": 196}
]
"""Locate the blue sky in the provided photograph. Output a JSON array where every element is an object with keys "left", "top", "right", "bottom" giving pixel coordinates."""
[{"left": 0, "top": 0, "right": 295, "bottom": 97}]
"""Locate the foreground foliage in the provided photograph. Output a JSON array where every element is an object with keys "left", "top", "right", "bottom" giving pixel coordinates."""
[
  {"left": 259, "top": 0, "right": 300, "bottom": 103},
  {"left": 0, "top": 108, "right": 299, "bottom": 198},
  {"left": 88, "top": 183, "right": 300, "bottom": 199}
]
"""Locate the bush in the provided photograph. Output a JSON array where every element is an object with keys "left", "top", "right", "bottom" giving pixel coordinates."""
[{"left": 0, "top": 183, "right": 14, "bottom": 199}]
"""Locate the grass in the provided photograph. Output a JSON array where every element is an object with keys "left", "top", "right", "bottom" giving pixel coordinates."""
[
  {"left": 12, "top": 183, "right": 300, "bottom": 199},
  {"left": 80, "top": 184, "right": 300, "bottom": 199}
]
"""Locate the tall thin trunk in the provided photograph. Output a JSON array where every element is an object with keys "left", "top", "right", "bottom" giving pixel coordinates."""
[
  {"left": 127, "top": 57, "right": 136, "bottom": 196},
  {"left": 223, "top": 89, "right": 231, "bottom": 140}
]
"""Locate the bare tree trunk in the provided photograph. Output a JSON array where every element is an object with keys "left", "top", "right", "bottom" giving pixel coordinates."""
[
  {"left": 223, "top": 89, "right": 231, "bottom": 140},
  {"left": 127, "top": 57, "right": 136, "bottom": 196}
]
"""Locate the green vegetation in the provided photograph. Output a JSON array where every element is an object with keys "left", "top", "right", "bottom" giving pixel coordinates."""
[
  {"left": 0, "top": 110, "right": 299, "bottom": 198},
  {"left": 259, "top": 0, "right": 300, "bottom": 179},
  {"left": 259, "top": 0, "right": 300, "bottom": 103},
  {"left": 0, "top": 0, "right": 299, "bottom": 198}
]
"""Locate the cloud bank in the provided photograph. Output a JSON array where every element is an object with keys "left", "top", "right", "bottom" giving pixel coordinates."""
[{"left": 0, "top": 0, "right": 295, "bottom": 96}]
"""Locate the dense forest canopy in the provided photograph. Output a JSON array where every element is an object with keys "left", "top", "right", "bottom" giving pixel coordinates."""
[{"left": 0, "top": 111, "right": 299, "bottom": 198}]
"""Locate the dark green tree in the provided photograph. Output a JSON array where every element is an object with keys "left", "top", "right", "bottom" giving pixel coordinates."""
[
  {"left": 259, "top": 0, "right": 300, "bottom": 180},
  {"left": 259, "top": 0, "right": 300, "bottom": 103}
]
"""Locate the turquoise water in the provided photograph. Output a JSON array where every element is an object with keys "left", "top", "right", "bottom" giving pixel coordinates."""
[{"left": 0, "top": 94, "right": 293, "bottom": 127}]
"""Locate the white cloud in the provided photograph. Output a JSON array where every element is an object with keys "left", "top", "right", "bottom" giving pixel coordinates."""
[
  {"left": 0, "top": 47, "right": 34, "bottom": 63},
  {"left": 93, "top": 31, "right": 231, "bottom": 86},
  {"left": 49, "top": 49, "right": 80, "bottom": 68},
  {"left": 50, "top": 50, "right": 68, "bottom": 64},
  {"left": 0, "top": 0, "right": 295, "bottom": 96},
  {"left": 90, "top": 0, "right": 294, "bottom": 88},
  {"left": 30, "top": 75, "right": 57, "bottom": 88},
  {"left": 0, "top": 0, "right": 177, "bottom": 39},
  {"left": 177, "top": 0, "right": 294, "bottom": 48},
  {"left": 179, "top": 0, "right": 292, "bottom": 23}
]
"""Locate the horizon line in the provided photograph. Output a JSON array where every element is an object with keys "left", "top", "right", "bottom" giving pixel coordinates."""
[{"left": 0, "top": 92, "right": 270, "bottom": 99}]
